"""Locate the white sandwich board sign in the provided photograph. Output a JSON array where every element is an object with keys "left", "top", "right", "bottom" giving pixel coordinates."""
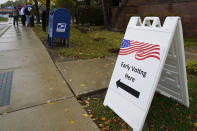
[
  {"left": 104, "top": 17, "right": 189, "bottom": 131},
  {"left": 7, "top": 17, "right": 13, "bottom": 25}
]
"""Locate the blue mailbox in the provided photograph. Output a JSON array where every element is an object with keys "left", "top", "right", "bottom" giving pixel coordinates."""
[{"left": 48, "top": 8, "right": 71, "bottom": 48}]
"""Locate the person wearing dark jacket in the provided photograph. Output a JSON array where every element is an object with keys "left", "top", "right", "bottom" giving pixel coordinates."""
[
  {"left": 13, "top": 6, "right": 19, "bottom": 26},
  {"left": 24, "top": 7, "right": 31, "bottom": 26},
  {"left": 20, "top": 7, "right": 26, "bottom": 26}
]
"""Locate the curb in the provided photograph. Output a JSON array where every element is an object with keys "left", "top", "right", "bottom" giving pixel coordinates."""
[{"left": 0, "top": 25, "right": 10, "bottom": 37}]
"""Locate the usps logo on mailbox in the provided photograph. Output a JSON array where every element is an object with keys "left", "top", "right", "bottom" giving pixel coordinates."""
[{"left": 56, "top": 23, "right": 66, "bottom": 32}]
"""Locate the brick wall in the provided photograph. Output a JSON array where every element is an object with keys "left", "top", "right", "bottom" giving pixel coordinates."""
[{"left": 112, "top": 1, "right": 197, "bottom": 37}]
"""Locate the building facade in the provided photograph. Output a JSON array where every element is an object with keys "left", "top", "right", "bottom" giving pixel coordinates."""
[{"left": 112, "top": 0, "right": 197, "bottom": 37}]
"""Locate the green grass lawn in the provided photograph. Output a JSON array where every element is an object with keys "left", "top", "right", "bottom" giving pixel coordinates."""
[
  {"left": 0, "top": 17, "right": 8, "bottom": 22},
  {"left": 185, "top": 38, "right": 197, "bottom": 47},
  {"left": 58, "top": 26, "right": 123, "bottom": 59},
  {"left": 33, "top": 25, "right": 197, "bottom": 59},
  {"left": 83, "top": 74, "right": 197, "bottom": 130},
  {"left": 33, "top": 25, "right": 48, "bottom": 39}
]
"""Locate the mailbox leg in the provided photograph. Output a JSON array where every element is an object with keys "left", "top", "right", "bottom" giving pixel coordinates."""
[
  {"left": 49, "top": 37, "right": 51, "bottom": 46},
  {"left": 51, "top": 38, "right": 54, "bottom": 48},
  {"left": 67, "top": 38, "right": 69, "bottom": 48},
  {"left": 47, "top": 35, "right": 49, "bottom": 42},
  {"left": 63, "top": 39, "right": 66, "bottom": 46}
]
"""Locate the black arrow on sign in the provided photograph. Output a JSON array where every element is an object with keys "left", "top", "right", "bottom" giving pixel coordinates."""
[{"left": 116, "top": 79, "right": 140, "bottom": 98}]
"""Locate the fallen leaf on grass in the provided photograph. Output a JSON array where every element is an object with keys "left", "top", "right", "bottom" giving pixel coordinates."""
[
  {"left": 104, "top": 121, "right": 110, "bottom": 125},
  {"left": 194, "top": 122, "right": 197, "bottom": 128},
  {"left": 69, "top": 79, "right": 72, "bottom": 82},
  {"left": 70, "top": 120, "right": 75, "bottom": 124},
  {"left": 56, "top": 68, "right": 59, "bottom": 71},
  {"left": 89, "top": 114, "right": 93, "bottom": 118},
  {"left": 83, "top": 113, "right": 88, "bottom": 117},
  {"left": 101, "top": 116, "right": 106, "bottom": 121},
  {"left": 99, "top": 123, "right": 104, "bottom": 128}
]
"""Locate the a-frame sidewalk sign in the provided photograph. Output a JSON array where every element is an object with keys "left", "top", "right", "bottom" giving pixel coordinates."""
[{"left": 104, "top": 17, "right": 189, "bottom": 131}]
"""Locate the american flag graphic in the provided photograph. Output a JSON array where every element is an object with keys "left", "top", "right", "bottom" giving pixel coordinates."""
[{"left": 119, "top": 39, "right": 160, "bottom": 60}]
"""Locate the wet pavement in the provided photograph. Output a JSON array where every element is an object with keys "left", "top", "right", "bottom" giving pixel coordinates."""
[
  {"left": 0, "top": 24, "right": 6, "bottom": 31},
  {"left": 0, "top": 25, "right": 99, "bottom": 131},
  {"left": 57, "top": 58, "right": 116, "bottom": 95}
]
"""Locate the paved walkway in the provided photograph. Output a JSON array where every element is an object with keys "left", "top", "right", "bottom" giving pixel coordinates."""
[
  {"left": 0, "top": 25, "right": 99, "bottom": 131},
  {"left": 57, "top": 58, "right": 116, "bottom": 95}
]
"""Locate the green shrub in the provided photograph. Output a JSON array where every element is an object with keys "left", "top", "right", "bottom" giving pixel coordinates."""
[
  {"left": 187, "top": 60, "right": 197, "bottom": 75},
  {"left": 0, "top": 17, "right": 8, "bottom": 22},
  {"left": 77, "top": 6, "right": 103, "bottom": 25}
]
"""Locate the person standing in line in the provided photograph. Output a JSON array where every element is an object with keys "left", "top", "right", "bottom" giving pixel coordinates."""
[
  {"left": 13, "top": 6, "right": 19, "bottom": 26},
  {"left": 24, "top": 7, "right": 31, "bottom": 27},
  {"left": 20, "top": 6, "right": 26, "bottom": 26}
]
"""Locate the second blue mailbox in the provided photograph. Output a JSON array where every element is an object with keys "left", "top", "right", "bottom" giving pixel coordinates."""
[{"left": 48, "top": 8, "right": 71, "bottom": 48}]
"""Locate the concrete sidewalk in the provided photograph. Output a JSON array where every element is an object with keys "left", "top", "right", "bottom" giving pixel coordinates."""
[
  {"left": 0, "top": 25, "right": 99, "bottom": 131},
  {"left": 57, "top": 58, "right": 116, "bottom": 95}
]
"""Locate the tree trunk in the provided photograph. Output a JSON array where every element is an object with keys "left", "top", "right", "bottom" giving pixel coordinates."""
[
  {"left": 34, "top": 0, "right": 40, "bottom": 23},
  {"left": 107, "top": 0, "right": 112, "bottom": 29},
  {"left": 102, "top": 0, "right": 109, "bottom": 27},
  {"left": 46, "top": 0, "right": 50, "bottom": 25},
  {"left": 112, "top": 0, "right": 129, "bottom": 29},
  {"left": 74, "top": 1, "right": 78, "bottom": 24}
]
